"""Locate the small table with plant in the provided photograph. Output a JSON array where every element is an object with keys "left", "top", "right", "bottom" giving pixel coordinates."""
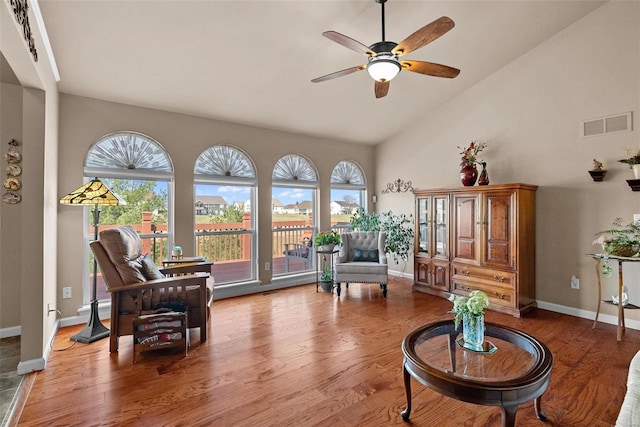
[
  {"left": 591, "top": 218, "right": 640, "bottom": 340},
  {"left": 314, "top": 230, "right": 341, "bottom": 294}
]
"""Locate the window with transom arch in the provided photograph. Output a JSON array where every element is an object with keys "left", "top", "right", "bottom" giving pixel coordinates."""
[
  {"left": 330, "top": 160, "right": 367, "bottom": 233},
  {"left": 84, "top": 131, "right": 174, "bottom": 302},
  {"left": 272, "top": 154, "right": 319, "bottom": 275},
  {"left": 194, "top": 145, "right": 257, "bottom": 284}
]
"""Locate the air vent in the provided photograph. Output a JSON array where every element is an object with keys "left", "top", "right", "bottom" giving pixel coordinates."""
[{"left": 582, "top": 112, "right": 633, "bottom": 137}]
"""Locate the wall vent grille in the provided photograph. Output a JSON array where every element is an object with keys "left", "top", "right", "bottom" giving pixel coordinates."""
[{"left": 581, "top": 112, "right": 633, "bottom": 137}]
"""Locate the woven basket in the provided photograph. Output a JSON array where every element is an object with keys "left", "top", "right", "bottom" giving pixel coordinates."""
[{"left": 604, "top": 242, "right": 639, "bottom": 257}]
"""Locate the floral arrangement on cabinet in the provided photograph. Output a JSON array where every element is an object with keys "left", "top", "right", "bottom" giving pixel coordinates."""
[
  {"left": 458, "top": 141, "right": 487, "bottom": 166},
  {"left": 457, "top": 141, "right": 488, "bottom": 186}
]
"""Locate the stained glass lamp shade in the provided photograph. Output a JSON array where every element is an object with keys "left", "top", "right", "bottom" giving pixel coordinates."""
[{"left": 60, "top": 178, "right": 126, "bottom": 343}]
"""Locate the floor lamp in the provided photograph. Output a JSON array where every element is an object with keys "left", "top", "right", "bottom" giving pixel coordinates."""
[{"left": 60, "top": 178, "right": 126, "bottom": 343}]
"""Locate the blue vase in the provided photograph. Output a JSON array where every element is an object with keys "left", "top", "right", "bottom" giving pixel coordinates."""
[{"left": 462, "top": 313, "right": 485, "bottom": 351}]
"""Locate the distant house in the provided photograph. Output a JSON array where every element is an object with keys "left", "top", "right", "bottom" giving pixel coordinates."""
[
  {"left": 195, "top": 195, "right": 228, "bottom": 215},
  {"left": 331, "top": 201, "right": 359, "bottom": 215},
  {"left": 271, "top": 199, "right": 284, "bottom": 213},
  {"left": 244, "top": 198, "right": 284, "bottom": 213},
  {"left": 283, "top": 201, "right": 313, "bottom": 215}
]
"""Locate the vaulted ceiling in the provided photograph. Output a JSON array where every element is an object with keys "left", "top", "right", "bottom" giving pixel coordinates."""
[{"left": 37, "top": 0, "right": 605, "bottom": 145}]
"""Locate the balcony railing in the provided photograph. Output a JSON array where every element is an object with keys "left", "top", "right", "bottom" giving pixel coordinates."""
[{"left": 93, "top": 214, "right": 351, "bottom": 300}]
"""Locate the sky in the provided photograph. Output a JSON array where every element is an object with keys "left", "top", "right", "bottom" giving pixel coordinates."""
[
  {"left": 195, "top": 184, "right": 360, "bottom": 207},
  {"left": 153, "top": 182, "right": 360, "bottom": 207}
]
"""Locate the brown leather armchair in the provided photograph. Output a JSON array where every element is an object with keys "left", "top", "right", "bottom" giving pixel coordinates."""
[{"left": 90, "top": 226, "right": 214, "bottom": 353}]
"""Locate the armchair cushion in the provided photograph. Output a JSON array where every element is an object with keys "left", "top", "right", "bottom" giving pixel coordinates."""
[
  {"left": 352, "top": 248, "right": 379, "bottom": 262},
  {"left": 141, "top": 254, "right": 164, "bottom": 280},
  {"left": 99, "top": 226, "right": 147, "bottom": 284}
]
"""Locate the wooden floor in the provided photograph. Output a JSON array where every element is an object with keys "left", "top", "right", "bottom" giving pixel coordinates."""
[{"left": 16, "top": 277, "right": 640, "bottom": 426}]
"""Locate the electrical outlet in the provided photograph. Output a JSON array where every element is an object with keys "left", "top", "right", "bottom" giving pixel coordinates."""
[
  {"left": 265, "top": 262, "right": 270, "bottom": 271},
  {"left": 63, "top": 287, "right": 72, "bottom": 299},
  {"left": 571, "top": 275, "right": 580, "bottom": 290}
]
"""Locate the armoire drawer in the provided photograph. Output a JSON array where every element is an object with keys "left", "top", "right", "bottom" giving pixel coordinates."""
[
  {"left": 451, "top": 263, "right": 515, "bottom": 289},
  {"left": 451, "top": 279, "right": 516, "bottom": 308}
]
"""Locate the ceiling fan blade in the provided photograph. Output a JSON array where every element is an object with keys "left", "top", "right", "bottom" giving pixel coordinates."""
[
  {"left": 311, "top": 65, "right": 366, "bottom": 83},
  {"left": 401, "top": 60, "right": 460, "bottom": 78},
  {"left": 392, "top": 16, "right": 455, "bottom": 57},
  {"left": 323, "top": 31, "right": 375, "bottom": 56},
  {"left": 374, "top": 80, "right": 389, "bottom": 98}
]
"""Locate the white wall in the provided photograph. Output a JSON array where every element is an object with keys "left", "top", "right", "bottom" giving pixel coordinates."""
[{"left": 376, "top": 2, "right": 640, "bottom": 321}]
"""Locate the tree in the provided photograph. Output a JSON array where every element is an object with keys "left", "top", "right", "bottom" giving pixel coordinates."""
[
  {"left": 343, "top": 194, "right": 358, "bottom": 204},
  {"left": 98, "top": 179, "right": 167, "bottom": 226},
  {"left": 211, "top": 204, "right": 244, "bottom": 224}
]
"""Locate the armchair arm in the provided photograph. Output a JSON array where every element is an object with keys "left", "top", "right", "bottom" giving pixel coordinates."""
[
  {"left": 107, "top": 272, "right": 209, "bottom": 293},
  {"left": 378, "top": 232, "right": 387, "bottom": 265},
  {"left": 337, "top": 234, "right": 350, "bottom": 263}
]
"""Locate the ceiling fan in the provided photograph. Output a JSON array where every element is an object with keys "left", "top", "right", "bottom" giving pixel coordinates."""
[{"left": 311, "top": 0, "right": 460, "bottom": 99}]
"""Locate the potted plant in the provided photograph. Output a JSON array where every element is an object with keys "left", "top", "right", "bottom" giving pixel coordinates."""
[
  {"left": 449, "top": 290, "right": 490, "bottom": 351},
  {"left": 319, "top": 266, "right": 333, "bottom": 291},
  {"left": 314, "top": 230, "right": 340, "bottom": 252},
  {"left": 593, "top": 218, "right": 640, "bottom": 257},
  {"left": 457, "top": 141, "right": 487, "bottom": 186},
  {"left": 618, "top": 149, "right": 640, "bottom": 179},
  {"left": 588, "top": 159, "right": 607, "bottom": 182},
  {"left": 350, "top": 208, "right": 414, "bottom": 268}
]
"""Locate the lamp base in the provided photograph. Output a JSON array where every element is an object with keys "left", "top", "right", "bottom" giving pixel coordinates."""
[{"left": 70, "top": 300, "right": 110, "bottom": 344}]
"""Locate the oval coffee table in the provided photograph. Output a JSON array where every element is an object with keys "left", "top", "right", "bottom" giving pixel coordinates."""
[{"left": 401, "top": 320, "right": 553, "bottom": 426}]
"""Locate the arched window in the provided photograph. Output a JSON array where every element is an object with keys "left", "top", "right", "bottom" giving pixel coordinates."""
[
  {"left": 194, "top": 145, "right": 257, "bottom": 284},
  {"left": 330, "top": 160, "right": 367, "bottom": 233},
  {"left": 84, "top": 131, "right": 173, "bottom": 302},
  {"left": 272, "top": 154, "right": 318, "bottom": 275}
]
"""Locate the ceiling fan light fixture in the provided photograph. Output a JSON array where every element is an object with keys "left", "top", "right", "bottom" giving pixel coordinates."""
[{"left": 366, "top": 55, "right": 401, "bottom": 82}]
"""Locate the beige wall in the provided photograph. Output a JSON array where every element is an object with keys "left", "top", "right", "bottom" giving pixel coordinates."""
[
  {"left": 0, "top": 83, "right": 23, "bottom": 329},
  {"left": 376, "top": 1, "right": 640, "bottom": 322},
  {"left": 56, "top": 94, "right": 375, "bottom": 318},
  {"left": 1, "top": 0, "right": 59, "bottom": 371}
]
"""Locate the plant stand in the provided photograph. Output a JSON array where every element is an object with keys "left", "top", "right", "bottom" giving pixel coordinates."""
[{"left": 316, "top": 248, "right": 339, "bottom": 294}]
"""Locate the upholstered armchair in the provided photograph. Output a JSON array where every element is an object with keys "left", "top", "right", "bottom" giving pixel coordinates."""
[
  {"left": 90, "top": 226, "right": 214, "bottom": 353},
  {"left": 335, "top": 231, "right": 388, "bottom": 297}
]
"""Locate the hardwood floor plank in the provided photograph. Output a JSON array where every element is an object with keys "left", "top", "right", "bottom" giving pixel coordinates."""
[{"left": 15, "top": 278, "right": 640, "bottom": 426}]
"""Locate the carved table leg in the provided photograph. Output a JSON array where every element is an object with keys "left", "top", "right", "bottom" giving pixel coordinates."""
[
  {"left": 401, "top": 361, "right": 412, "bottom": 421},
  {"left": 500, "top": 405, "right": 518, "bottom": 427},
  {"left": 534, "top": 396, "right": 547, "bottom": 420}
]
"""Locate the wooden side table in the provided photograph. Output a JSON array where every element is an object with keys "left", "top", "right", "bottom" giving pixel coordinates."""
[
  {"left": 162, "top": 256, "right": 206, "bottom": 267},
  {"left": 588, "top": 253, "right": 640, "bottom": 341}
]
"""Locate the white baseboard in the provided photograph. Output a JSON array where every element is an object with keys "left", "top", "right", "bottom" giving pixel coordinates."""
[
  {"left": 537, "top": 299, "right": 640, "bottom": 331},
  {"left": 0, "top": 325, "right": 21, "bottom": 338}
]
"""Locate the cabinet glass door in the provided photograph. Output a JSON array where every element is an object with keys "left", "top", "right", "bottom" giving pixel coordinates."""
[
  {"left": 434, "top": 196, "right": 448, "bottom": 257},
  {"left": 418, "top": 198, "right": 429, "bottom": 253}
]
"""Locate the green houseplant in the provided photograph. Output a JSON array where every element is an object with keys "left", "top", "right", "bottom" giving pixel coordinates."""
[
  {"left": 593, "top": 218, "right": 640, "bottom": 258},
  {"left": 349, "top": 208, "right": 414, "bottom": 266},
  {"left": 314, "top": 230, "right": 340, "bottom": 250},
  {"left": 618, "top": 149, "right": 640, "bottom": 179}
]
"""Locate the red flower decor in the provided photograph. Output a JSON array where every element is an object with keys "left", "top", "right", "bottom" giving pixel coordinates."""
[{"left": 458, "top": 141, "right": 487, "bottom": 166}]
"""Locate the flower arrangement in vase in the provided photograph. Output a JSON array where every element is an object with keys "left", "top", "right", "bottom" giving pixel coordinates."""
[
  {"left": 314, "top": 230, "right": 340, "bottom": 251},
  {"left": 449, "top": 290, "right": 490, "bottom": 351},
  {"left": 457, "top": 141, "right": 487, "bottom": 186}
]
